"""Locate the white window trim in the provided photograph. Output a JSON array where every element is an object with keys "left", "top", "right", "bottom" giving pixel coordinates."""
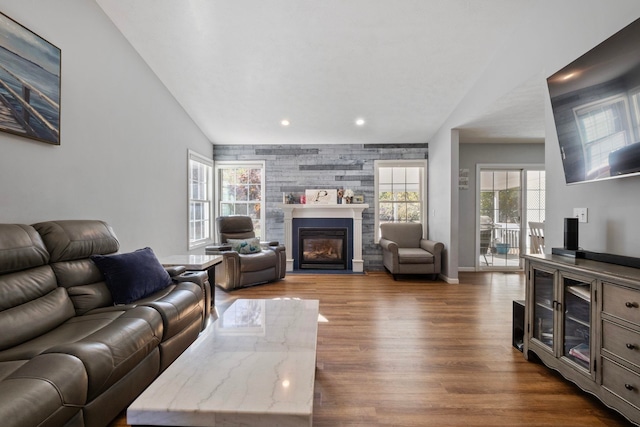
[
  {"left": 188, "top": 150, "right": 213, "bottom": 250},
  {"left": 374, "top": 159, "right": 428, "bottom": 243},
  {"left": 214, "top": 160, "right": 266, "bottom": 240}
]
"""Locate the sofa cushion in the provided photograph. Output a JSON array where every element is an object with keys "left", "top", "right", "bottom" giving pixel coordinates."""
[
  {"left": 227, "top": 237, "right": 262, "bottom": 254},
  {"left": 43, "top": 306, "right": 162, "bottom": 400},
  {"left": 0, "top": 309, "right": 161, "bottom": 362},
  {"left": 91, "top": 247, "right": 172, "bottom": 305},
  {"left": 33, "top": 220, "right": 120, "bottom": 263},
  {"left": 0, "top": 224, "right": 49, "bottom": 275},
  {"left": 0, "top": 286, "right": 76, "bottom": 351},
  {"left": 50, "top": 258, "right": 112, "bottom": 314},
  {"left": 0, "top": 354, "right": 87, "bottom": 427}
]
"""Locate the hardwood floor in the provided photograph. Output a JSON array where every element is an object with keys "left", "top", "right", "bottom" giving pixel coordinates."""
[{"left": 111, "top": 272, "right": 632, "bottom": 426}]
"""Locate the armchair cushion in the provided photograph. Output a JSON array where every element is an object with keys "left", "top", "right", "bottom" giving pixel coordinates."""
[
  {"left": 90, "top": 248, "right": 172, "bottom": 305},
  {"left": 398, "top": 248, "right": 434, "bottom": 264},
  {"left": 227, "top": 237, "right": 262, "bottom": 254},
  {"left": 239, "top": 250, "right": 277, "bottom": 272}
]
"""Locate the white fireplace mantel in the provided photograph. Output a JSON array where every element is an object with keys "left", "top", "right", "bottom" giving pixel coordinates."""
[{"left": 278, "top": 204, "right": 368, "bottom": 272}]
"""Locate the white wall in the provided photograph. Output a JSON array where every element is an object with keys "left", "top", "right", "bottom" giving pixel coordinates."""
[
  {"left": 0, "top": 0, "right": 213, "bottom": 256},
  {"left": 428, "top": 128, "right": 458, "bottom": 282},
  {"left": 429, "top": 0, "right": 640, "bottom": 275}
]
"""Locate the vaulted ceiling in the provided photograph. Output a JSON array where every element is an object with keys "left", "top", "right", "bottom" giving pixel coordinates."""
[{"left": 95, "top": 0, "right": 545, "bottom": 145}]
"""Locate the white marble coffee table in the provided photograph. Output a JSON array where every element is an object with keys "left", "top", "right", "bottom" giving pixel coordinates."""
[{"left": 127, "top": 298, "right": 320, "bottom": 427}]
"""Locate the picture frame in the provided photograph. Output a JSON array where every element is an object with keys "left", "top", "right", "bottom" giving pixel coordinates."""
[
  {"left": 305, "top": 189, "right": 338, "bottom": 205},
  {"left": 0, "top": 12, "right": 61, "bottom": 145},
  {"left": 353, "top": 195, "right": 364, "bottom": 204}
]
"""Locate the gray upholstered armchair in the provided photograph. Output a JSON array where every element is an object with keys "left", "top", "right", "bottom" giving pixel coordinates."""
[
  {"left": 379, "top": 222, "right": 444, "bottom": 280},
  {"left": 205, "top": 216, "right": 286, "bottom": 291}
]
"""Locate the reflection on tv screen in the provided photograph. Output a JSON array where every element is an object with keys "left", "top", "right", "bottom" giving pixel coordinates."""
[{"left": 548, "top": 17, "right": 640, "bottom": 184}]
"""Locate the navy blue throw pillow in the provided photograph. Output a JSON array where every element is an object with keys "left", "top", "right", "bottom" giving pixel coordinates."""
[{"left": 91, "top": 247, "right": 172, "bottom": 305}]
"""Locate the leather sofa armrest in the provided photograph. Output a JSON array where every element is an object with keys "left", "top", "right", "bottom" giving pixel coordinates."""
[
  {"left": 172, "top": 270, "right": 208, "bottom": 285},
  {"left": 172, "top": 270, "right": 211, "bottom": 327},
  {"left": 379, "top": 238, "right": 398, "bottom": 254},
  {"left": 143, "top": 282, "right": 203, "bottom": 340},
  {"left": 165, "top": 265, "right": 187, "bottom": 277},
  {"left": 263, "top": 245, "right": 286, "bottom": 279},
  {"left": 215, "top": 251, "right": 242, "bottom": 290},
  {"left": 205, "top": 244, "right": 232, "bottom": 255}
]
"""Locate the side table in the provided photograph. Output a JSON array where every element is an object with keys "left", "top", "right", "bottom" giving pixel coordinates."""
[{"left": 159, "top": 254, "right": 223, "bottom": 318}]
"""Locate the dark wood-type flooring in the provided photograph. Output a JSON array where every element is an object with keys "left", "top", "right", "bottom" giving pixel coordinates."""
[{"left": 110, "top": 271, "right": 633, "bottom": 426}]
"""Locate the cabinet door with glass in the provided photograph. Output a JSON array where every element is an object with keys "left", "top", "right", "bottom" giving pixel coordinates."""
[
  {"left": 561, "top": 273, "right": 595, "bottom": 378},
  {"left": 530, "top": 265, "right": 556, "bottom": 353}
]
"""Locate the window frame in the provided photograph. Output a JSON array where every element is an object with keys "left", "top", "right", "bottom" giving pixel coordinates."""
[
  {"left": 188, "top": 150, "right": 214, "bottom": 250},
  {"left": 374, "top": 159, "right": 428, "bottom": 243},
  {"left": 214, "top": 160, "right": 266, "bottom": 240}
]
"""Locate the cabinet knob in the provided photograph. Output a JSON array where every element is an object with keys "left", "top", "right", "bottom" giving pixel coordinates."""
[
  {"left": 624, "top": 383, "right": 635, "bottom": 391},
  {"left": 625, "top": 301, "right": 639, "bottom": 308},
  {"left": 626, "top": 343, "right": 637, "bottom": 350}
]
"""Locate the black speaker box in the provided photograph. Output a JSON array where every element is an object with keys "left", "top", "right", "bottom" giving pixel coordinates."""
[
  {"left": 564, "top": 218, "right": 579, "bottom": 250},
  {"left": 512, "top": 300, "right": 525, "bottom": 352}
]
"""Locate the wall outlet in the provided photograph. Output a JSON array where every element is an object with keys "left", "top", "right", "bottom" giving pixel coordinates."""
[{"left": 573, "top": 208, "right": 588, "bottom": 223}]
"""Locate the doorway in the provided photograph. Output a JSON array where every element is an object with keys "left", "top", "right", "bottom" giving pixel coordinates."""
[{"left": 477, "top": 167, "right": 545, "bottom": 270}]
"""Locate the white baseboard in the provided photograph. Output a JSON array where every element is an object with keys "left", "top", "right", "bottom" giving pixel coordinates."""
[
  {"left": 438, "top": 273, "right": 459, "bottom": 284},
  {"left": 458, "top": 267, "right": 476, "bottom": 272}
]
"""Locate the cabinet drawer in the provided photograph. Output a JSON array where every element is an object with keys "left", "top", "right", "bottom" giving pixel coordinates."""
[
  {"left": 602, "top": 358, "right": 640, "bottom": 410},
  {"left": 602, "top": 320, "right": 640, "bottom": 368},
  {"left": 603, "top": 283, "right": 640, "bottom": 325}
]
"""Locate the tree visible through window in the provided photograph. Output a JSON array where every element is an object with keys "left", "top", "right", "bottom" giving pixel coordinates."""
[
  {"left": 188, "top": 151, "right": 213, "bottom": 249},
  {"left": 216, "top": 162, "right": 265, "bottom": 239}
]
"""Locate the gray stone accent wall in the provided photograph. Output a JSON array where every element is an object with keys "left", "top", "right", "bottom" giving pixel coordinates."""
[{"left": 213, "top": 143, "right": 428, "bottom": 271}]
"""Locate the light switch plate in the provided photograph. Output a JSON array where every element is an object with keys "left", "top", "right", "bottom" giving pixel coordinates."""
[{"left": 573, "top": 208, "right": 588, "bottom": 223}]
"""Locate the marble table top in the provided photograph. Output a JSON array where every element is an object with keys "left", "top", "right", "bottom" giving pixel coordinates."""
[
  {"left": 158, "top": 254, "right": 223, "bottom": 270},
  {"left": 127, "top": 298, "right": 320, "bottom": 427}
]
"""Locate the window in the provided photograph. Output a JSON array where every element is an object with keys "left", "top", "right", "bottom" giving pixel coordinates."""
[
  {"left": 374, "top": 160, "right": 427, "bottom": 241},
  {"left": 215, "top": 161, "right": 265, "bottom": 239},
  {"left": 188, "top": 150, "right": 213, "bottom": 249}
]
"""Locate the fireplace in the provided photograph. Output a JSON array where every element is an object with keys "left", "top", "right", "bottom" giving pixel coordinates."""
[
  {"left": 279, "top": 204, "right": 368, "bottom": 272},
  {"left": 299, "top": 227, "right": 348, "bottom": 270}
]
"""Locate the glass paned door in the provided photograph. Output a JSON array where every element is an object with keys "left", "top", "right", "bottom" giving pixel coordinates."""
[
  {"left": 532, "top": 267, "right": 555, "bottom": 352},
  {"left": 562, "top": 275, "right": 592, "bottom": 373},
  {"left": 479, "top": 169, "right": 522, "bottom": 269},
  {"left": 478, "top": 168, "right": 545, "bottom": 269}
]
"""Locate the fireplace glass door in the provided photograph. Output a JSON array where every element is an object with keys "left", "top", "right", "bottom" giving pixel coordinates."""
[{"left": 299, "top": 228, "right": 347, "bottom": 270}]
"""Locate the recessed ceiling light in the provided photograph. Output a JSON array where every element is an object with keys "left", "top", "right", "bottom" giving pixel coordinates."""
[
  {"left": 355, "top": 118, "right": 366, "bottom": 126},
  {"left": 281, "top": 119, "right": 290, "bottom": 127}
]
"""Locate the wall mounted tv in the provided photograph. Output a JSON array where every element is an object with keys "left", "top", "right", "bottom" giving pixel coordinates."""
[{"left": 548, "top": 17, "right": 640, "bottom": 184}]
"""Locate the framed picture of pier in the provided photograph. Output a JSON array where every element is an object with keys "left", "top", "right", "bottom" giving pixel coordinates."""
[{"left": 0, "top": 12, "right": 61, "bottom": 145}]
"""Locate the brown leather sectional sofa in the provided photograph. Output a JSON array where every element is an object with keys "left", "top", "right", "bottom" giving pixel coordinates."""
[{"left": 0, "top": 220, "right": 211, "bottom": 427}]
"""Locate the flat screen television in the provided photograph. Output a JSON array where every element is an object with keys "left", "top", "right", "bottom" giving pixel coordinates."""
[{"left": 548, "top": 17, "right": 640, "bottom": 184}]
